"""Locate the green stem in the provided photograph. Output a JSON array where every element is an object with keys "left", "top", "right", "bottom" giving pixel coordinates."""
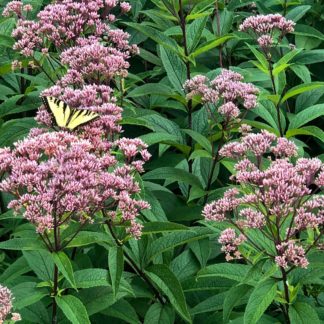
[
  {"left": 268, "top": 59, "right": 283, "bottom": 136},
  {"left": 104, "top": 217, "right": 165, "bottom": 304},
  {"left": 280, "top": 267, "right": 291, "bottom": 324},
  {"left": 51, "top": 265, "right": 59, "bottom": 324},
  {"left": 179, "top": 0, "right": 194, "bottom": 172},
  {"left": 214, "top": 0, "right": 223, "bottom": 68}
]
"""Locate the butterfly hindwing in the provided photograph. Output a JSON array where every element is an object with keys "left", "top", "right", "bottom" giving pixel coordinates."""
[
  {"left": 67, "top": 108, "right": 99, "bottom": 130},
  {"left": 42, "top": 96, "right": 99, "bottom": 130}
]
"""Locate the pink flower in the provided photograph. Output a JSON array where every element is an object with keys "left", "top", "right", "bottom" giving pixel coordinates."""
[
  {"left": 239, "top": 14, "right": 295, "bottom": 36},
  {"left": 218, "top": 102, "right": 240, "bottom": 119},
  {"left": 0, "top": 285, "right": 16, "bottom": 322},
  {"left": 271, "top": 137, "right": 297, "bottom": 157},
  {"left": 239, "top": 208, "right": 265, "bottom": 228},
  {"left": 120, "top": 2, "right": 131, "bottom": 13},
  {"left": 257, "top": 35, "right": 273, "bottom": 49},
  {"left": 203, "top": 190, "right": 240, "bottom": 222},
  {"left": 184, "top": 69, "right": 259, "bottom": 112},
  {"left": 275, "top": 241, "right": 309, "bottom": 269},
  {"left": 242, "top": 130, "right": 277, "bottom": 156},
  {"left": 218, "top": 228, "right": 246, "bottom": 261}
]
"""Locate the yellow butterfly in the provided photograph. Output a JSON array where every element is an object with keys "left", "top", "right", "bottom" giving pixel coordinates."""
[{"left": 42, "top": 96, "right": 99, "bottom": 130}]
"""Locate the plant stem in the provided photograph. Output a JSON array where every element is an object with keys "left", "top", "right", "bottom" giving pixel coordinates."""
[
  {"left": 51, "top": 212, "right": 60, "bottom": 324},
  {"left": 214, "top": 0, "right": 223, "bottom": 68},
  {"left": 280, "top": 267, "right": 291, "bottom": 324},
  {"left": 104, "top": 218, "right": 165, "bottom": 304},
  {"left": 179, "top": 0, "right": 194, "bottom": 172},
  {"left": 283, "top": 0, "right": 288, "bottom": 16},
  {"left": 267, "top": 59, "right": 283, "bottom": 136},
  {"left": 203, "top": 138, "right": 223, "bottom": 204},
  {"left": 51, "top": 265, "right": 59, "bottom": 324}
]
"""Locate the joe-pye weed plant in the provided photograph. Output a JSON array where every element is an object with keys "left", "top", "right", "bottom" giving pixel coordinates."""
[{"left": 0, "top": 0, "right": 323, "bottom": 323}]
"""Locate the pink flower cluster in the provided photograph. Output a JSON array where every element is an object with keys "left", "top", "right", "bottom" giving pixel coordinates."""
[
  {"left": 2, "top": 1, "right": 32, "bottom": 18},
  {"left": 4, "top": 0, "right": 151, "bottom": 239},
  {"left": 220, "top": 130, "right": 297, "bottom": 158},
  {"left": 275, "top": 241, "right": 309, "bottom": 269},
  {"left": 203, "top": 131, "right": 323, "bottom": 268},
  {"left": 184, "top": 69, "right": 259, "bottom": 120},
  {"left": 218, "top": 228, "right": 246, "bottom": 261},
  {"left": 0, "top": 285, "right": 21, "bottom": 323},
  {"left": 239, "top": 14, "right": 295, "bottom": 49},
  {"left": 0, "top": 131, "right": 149, "bottom": 238},
  {"left": 6, "top": 0, "right": 135, "bottom": 57},
  {"left": 60, "top": 39, "right": 130, "bottom": 85}
]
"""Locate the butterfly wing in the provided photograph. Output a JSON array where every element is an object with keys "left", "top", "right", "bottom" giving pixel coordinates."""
[
  {"left": 42, "top": 96, "right": 99, "bottom": 130},
  {"left": 42, "top": 96, "right": 71, "bottom": 128},
  {"left": 67, "top": 108, "right": 99, "bottom": 130}
]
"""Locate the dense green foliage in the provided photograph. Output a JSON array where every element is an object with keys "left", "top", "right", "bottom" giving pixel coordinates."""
[{"left": 0, "top": 0, "right": 323, "bottom": 323}]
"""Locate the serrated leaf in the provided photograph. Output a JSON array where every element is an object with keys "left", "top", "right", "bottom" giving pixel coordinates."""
[
  {"left": 223, "top": 284, "right": 252, "bottom": 323},
  {"left": 289, "top": 302, "right": 321, "bottom": 324},
  {"left": 288, "top": 104, "right": 324, "bottom": 129},
  {"left": 244, "top": 279, "right": 277, "bottom": 324},
  {"left": 143, "top": 167, "right": 203, "bottom": 189},
  {"left": 52, "top": 251, "right": 76, "bottom": 289},
  {"left": 144, "top": 303, "right": 175, "bottom": 324},
  {"left": 281, "top": 82, "right": 324, "bottom": 103},
  {"left": 108, "top": 246, "right": 124, "bottom": 296},
  {"left": 56, "top": 295, "right": 90, "bottom": 324},
  {"left": 145, "top": 264, "right": 191, "bottom": 323},
  {"left": 198, "top": 263, "right": 251, "bottom": 282}
]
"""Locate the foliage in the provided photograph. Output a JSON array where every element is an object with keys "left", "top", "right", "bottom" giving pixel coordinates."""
[{"left": 0, "top": 0, "right": 323, "bottom": 323}]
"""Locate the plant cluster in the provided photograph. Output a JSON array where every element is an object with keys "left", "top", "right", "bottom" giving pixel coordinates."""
[{"left": 0, "top": 0, "right": 323, "bottom": 323}]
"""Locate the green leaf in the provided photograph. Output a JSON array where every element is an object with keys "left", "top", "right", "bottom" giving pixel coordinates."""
[
  {"left": 108, "top": 246, "right": 124, "bottom": 296},
  {"left": 187, "top": 17, "right": 208, "bottom": 52},
  {"left": 286, "top": 5, "right": 311, "bottom": 22},
  {"left": 289, "top": 302, "right": 321, "bottom": 324},
  {"left": 0, "top": 257, "right": 30, "bottom": 283},
  {"left": 147, "top": 227, "right": 212, "bottom": 261},
  {"left": 223, "top": 284, "right": 252, "bottom": 323},
  {"left": 145, "top": 264, "right": 191, "bottom": 323},
  {"left": 143, "top": 167, "right": 203, "bottom": 189},
  {"left": 293, "top": 49, "right": 324, "bottom": 64},
  {"left": 290, "top": 64, "right": 311, "bottom": 84},
  {"left": 56, "top": 295, "right": 90, "bottom": 324},
  {"left": 190, "top": 35, "right": 233, "bottom": 58},
  {"left": 289, "top": 104, "right": 324, "bottom": 129},
  {"left": 191, "top": 292, "right": 227, "bottom": 315},
  {"left": 281, "top": 82, "right": 324, "bottom": 103},
  {"left": 286, "top": 126, "right": 324, "bottom": 143},
  {"left": 0, "top": 238, "right": 45, "bottom": 251},
  {"left": 127, "top": 83, "right": 173, "bottom": 98},
  {"left": 246, "top": 43, "right": 268, "bottom": 73},
  {"left": 52, "top": 251, "right": 76, "bottom": 289},
  {"left": 182, "top": 129, "right": 212, "bottom": 153},
  {"left": 23, "top": 250, "right": 54, "bottom": 282},
  {"left": 72, "top": 269, "right": 110, "bottom": 288},
  {"left": 124, "top": 22, "right": 181, "bottom": 55},
  {"left": 101, "top": 299, "right": 141, "bottom": 324},
  {"left": 160, "top": 45, "right": 187, "bottom": 94},
  {"left": 65, "top": 231, "right": 112, "bottom": 247},
  {"left": 0, "top": 209, "right": 23, "bottom": 220},
  {"left": 144, "top": 304, "right": 175, "bottom": 324},
  {"left": 244, "top": 279, "right": 277, "bottom": 324},
  {"left": 142, "top": 222, "right": 188, "bottom": 234},
  {"left": 198, "top": 263, "right": 251, "bottom": 282},
  {"left": 12, "top": 282, "right": 47, "bottom": 309},
  {"left": 0, "top": 118, "right": 38, "bottom": 147}
]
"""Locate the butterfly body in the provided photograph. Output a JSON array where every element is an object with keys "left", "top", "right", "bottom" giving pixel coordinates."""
[{"left": 42, "top": 96, "right": 99, "bottom": 130}]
